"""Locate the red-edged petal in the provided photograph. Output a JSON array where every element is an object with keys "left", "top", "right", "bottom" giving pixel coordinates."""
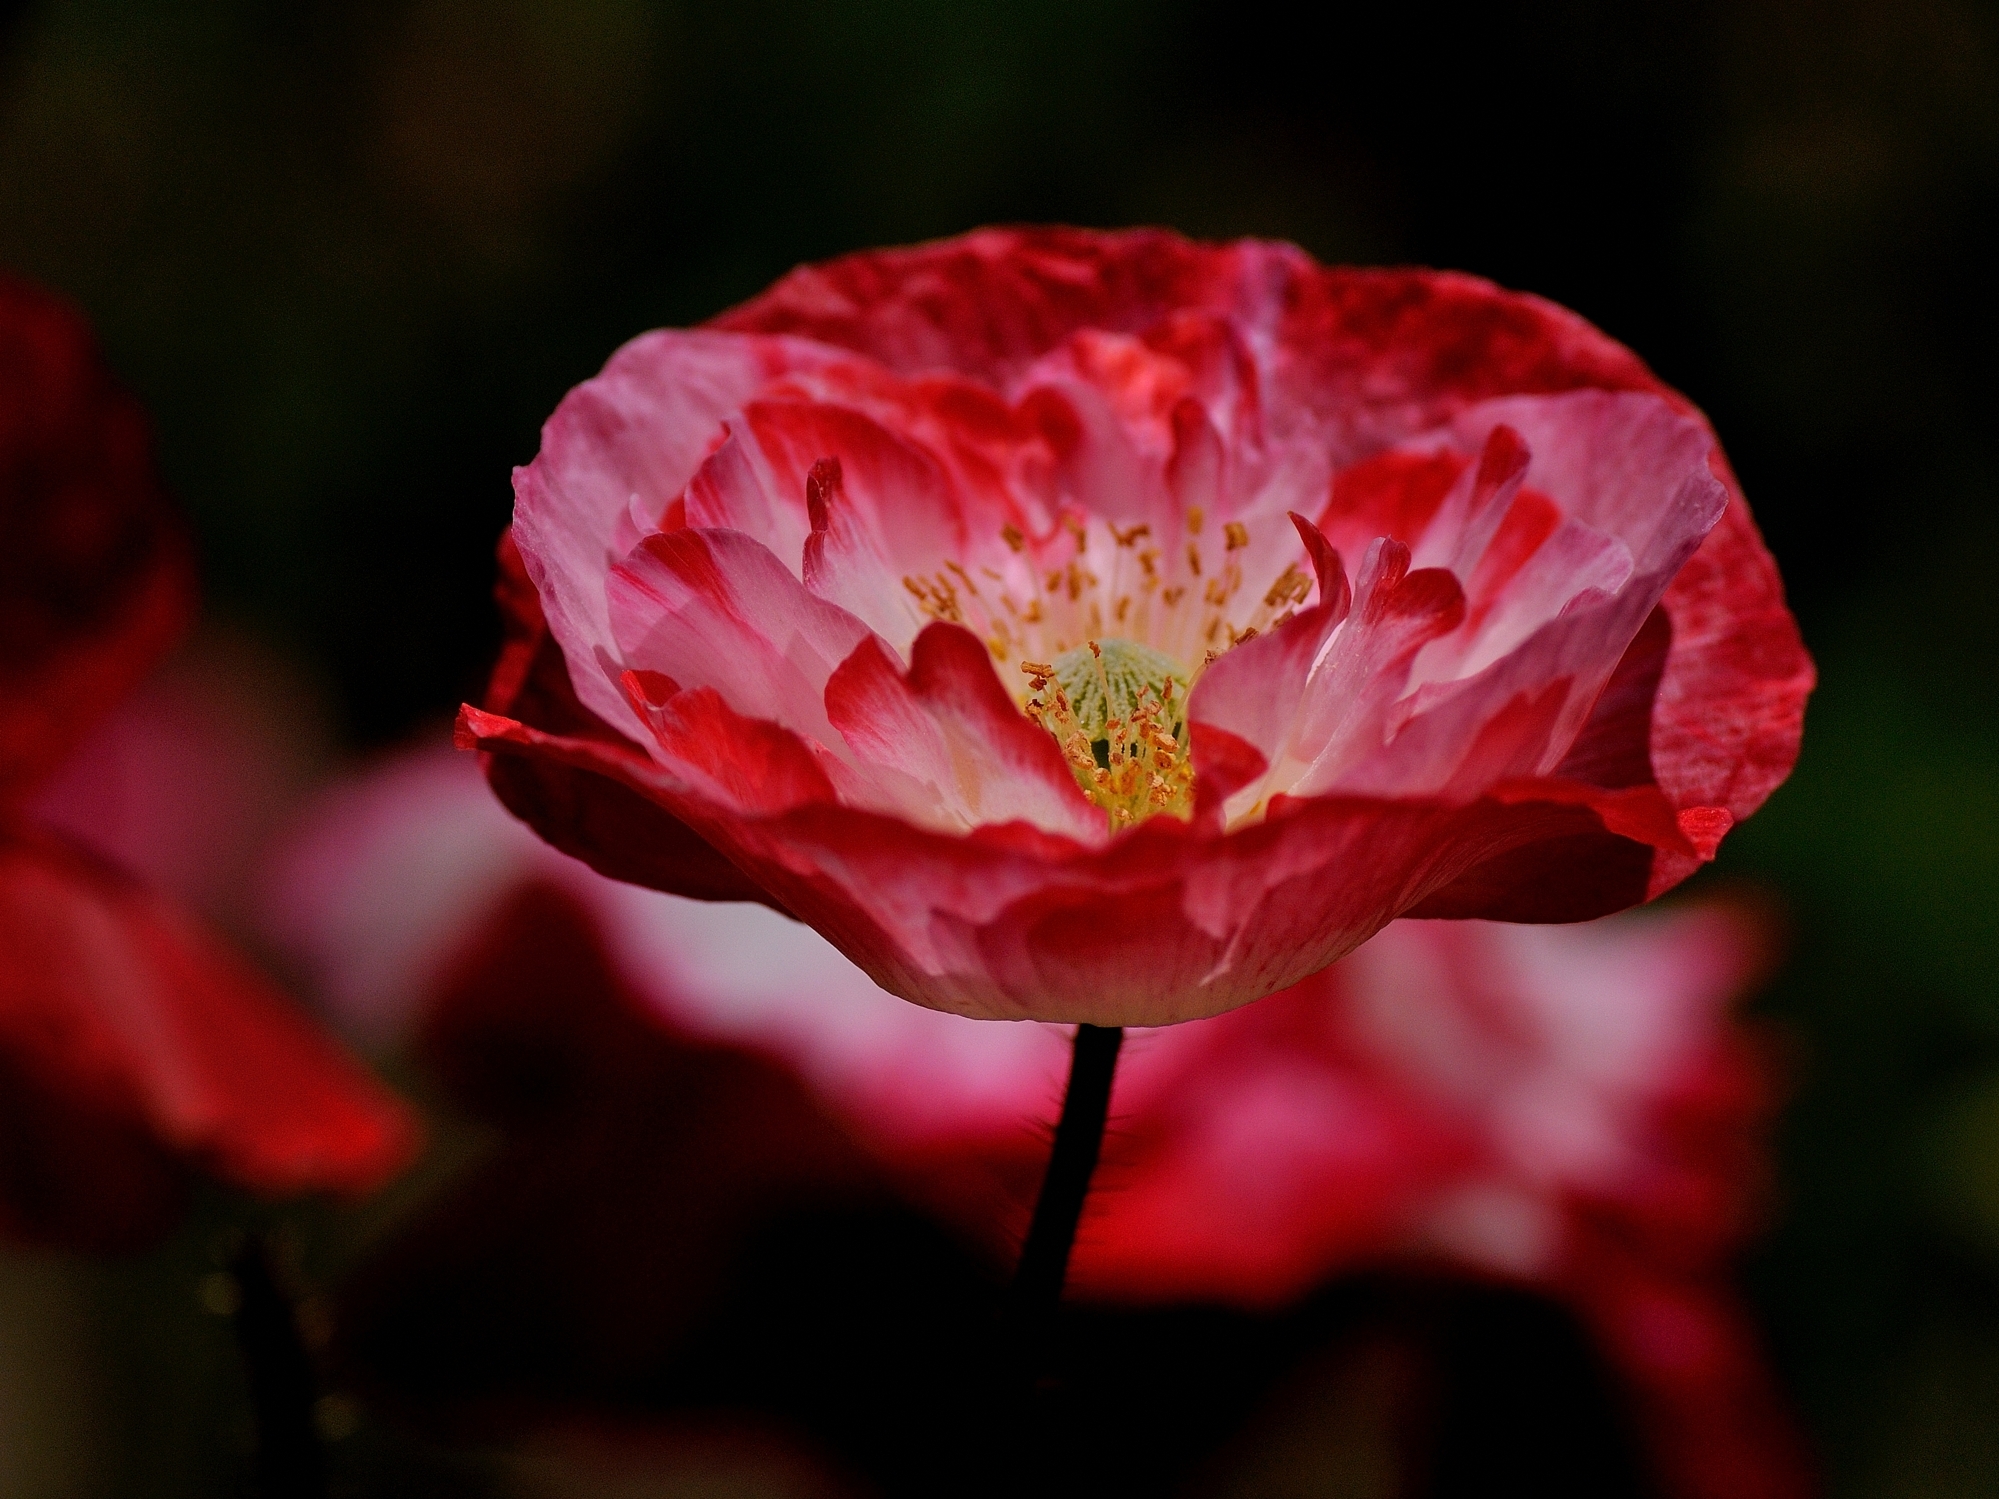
[
  {"left": 1260, "top": 539, "right": 1467, "bottom": 807},
  {"left": 1409, "top": 497, "right": 1805, "bottom": 918},
  {"left": 825, "top": 623, "right": 1101, "bottom": 837},
  {"left": 625, "top": 680, "right": 838, "bottom": 816},
  {"left": 476, "top": 531, "right": 769, "bottom": 903},
  {"left": 510, "top": 329, "right": 858, "bottom": 743},
  {"left": 1187, "top": 513, "right": 1351, "bottom": 799},
  {"left": 609, "top": 526, "right": 873, "bottom": 752}
]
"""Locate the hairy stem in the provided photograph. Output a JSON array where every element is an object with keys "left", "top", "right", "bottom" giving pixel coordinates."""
[{"left": 1012, "top": 1023, "right": 1125, "bottom": 1312}]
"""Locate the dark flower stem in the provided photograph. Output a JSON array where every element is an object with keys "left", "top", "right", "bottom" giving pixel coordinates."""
[
  {"left": 228, "top": 1233, "right": 327, "bottom": 1499},
  {"left": 1012, "top": 1023, "right": 1124, "bottom": 1312}
]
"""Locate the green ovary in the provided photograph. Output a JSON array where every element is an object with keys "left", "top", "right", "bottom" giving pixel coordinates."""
[{"left": 1050, "top": 638, "right": 1188, "bottom": 744}]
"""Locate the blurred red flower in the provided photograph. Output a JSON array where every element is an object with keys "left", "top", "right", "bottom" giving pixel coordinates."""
[
  {"left": 1055, "top": 910, "right": 1805, "bottom": 1499},
  {"left": 276, "top": 745, "right": 1810, "bottom": 1499},
  {"left": 459, "top": 227, "right": 1812, "bottom": 1025},
  {"left": 0, "top": 272, "right": 414, "bottom": 1251},
  {"left": 0, "top": 277, "right": 192, "bottom": 802}
]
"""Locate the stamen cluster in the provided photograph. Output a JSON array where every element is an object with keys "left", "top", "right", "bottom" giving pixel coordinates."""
[
  {"left": 1022, "top": 640, "right": 1194, "bottom": 831},
  {"left": 896, "top": 507, "right": 1322, "bottom": 831}
]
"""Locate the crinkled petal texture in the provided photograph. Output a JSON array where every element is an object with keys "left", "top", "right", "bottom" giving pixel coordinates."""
[
  {"left": 463, "top": 228, "right": 1812, "bottom": 1024},
  {"left": 0, "top": 274, "right": 194, "bottom": 804},
  {"left": 0, "top": 826, "right": 417, "bottom": 1250}
]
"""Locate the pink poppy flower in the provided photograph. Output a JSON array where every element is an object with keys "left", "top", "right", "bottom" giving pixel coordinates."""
[
  {"left": 459, "top": 227, "right": 1811, "bottom": 1024},
  {"left": 274, "top": 745, "right": 1809, "bottom": 1498},
  {"left": 0, "top": 272, "right": 415, "bottom": 1250}
]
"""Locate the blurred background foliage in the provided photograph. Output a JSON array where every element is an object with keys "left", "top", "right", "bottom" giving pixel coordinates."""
[{"left": 0, "top": 0, "right": 1996, "bottom": 1494}]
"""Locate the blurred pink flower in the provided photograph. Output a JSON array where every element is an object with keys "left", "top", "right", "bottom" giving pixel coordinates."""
[
  {"left": 30, "top": 628, "right": 332, "bottom": 931},
  {"left": 274, "top": 743, "right": 1809, "bottom": 1498},
  {"left": 0, "top": 272, "right": 414, "bottom": 1250},
  {"left": 460, "top": 227, "right": 1811, "bottom": 1025}
]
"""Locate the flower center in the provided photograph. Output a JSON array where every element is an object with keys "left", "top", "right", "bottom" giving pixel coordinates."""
[
  {"left": 1052, "top": 637, "right": 1185, "bottom": 742},
  {"left": 900, "top": 510, "right": 1318, "bottom": 831},
  {"left": 1021, "top": 639, "right": 1194, "bottom": 830}
]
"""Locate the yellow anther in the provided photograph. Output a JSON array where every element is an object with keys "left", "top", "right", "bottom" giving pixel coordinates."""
[
  {"left": 1224, "top": 521, "right": 1249, "bottom": 551},
  {"left": 1264, "top": 565, "right": 1312, "bottom": 609}
]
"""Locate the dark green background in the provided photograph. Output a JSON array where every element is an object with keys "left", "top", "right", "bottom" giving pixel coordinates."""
[{"left": 1, "top": 1, "right": 1996, "bottom": 1494}]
